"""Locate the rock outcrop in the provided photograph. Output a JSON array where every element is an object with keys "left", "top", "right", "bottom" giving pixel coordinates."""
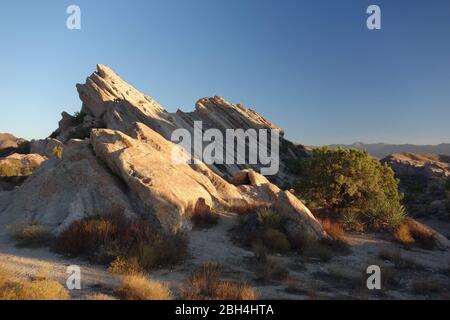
[
  {"left": 0, "top": 140, "right": 138, "bottom": 232},
  {"left": 383, "top": 153, "right": 450, "bottom": 178},
  {"left": 0, "top": 133, "right": 22, "bottom": 150},
  {"left": 383, "top": 153, "right": 450, "bottom": 220},
  {"left": 69, "top": 64, "right": 307, "bottom": 183},
  {"left": 1, "top": 64, "right": 324, "bottom": 240},
  {"left": 90, "top": 123, "right": 245, "bottom": 232},
  {"left": 0, "top": 133, "right": 28, "bottom": 157},
  {"left": 30, "top": 138, "right": 63, "bottom": 158}
]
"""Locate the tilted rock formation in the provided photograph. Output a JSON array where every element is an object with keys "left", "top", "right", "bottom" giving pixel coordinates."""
[
  {"left": 1, "top": 64, "right": 325, "bottom": 241},
  {"left": 90, "top": 123, "right": 245, "bottom": 231},
  {"left": 0, "top": 140, "right": 138, "bottom": 232},
  {"left": 66, "top": 64, "right": 306, "bottom": 183},
  {"left": 89, "top": 122, "right": 325, "bottom": 240}
]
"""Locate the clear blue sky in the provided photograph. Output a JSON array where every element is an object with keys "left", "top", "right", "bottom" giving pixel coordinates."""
[{"left": 0, "top": 0, "right": 449, "bottom": 145}]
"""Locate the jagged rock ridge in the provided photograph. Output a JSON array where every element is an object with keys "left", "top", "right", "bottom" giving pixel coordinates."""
[
  {"left": 59, "top": 64, "right": 306, "bottom": 183},
  {"left": 0, "top": 64, "right": 326, "bottom": 243}
]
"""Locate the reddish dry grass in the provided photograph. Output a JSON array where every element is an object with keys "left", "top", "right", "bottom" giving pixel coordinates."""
[
  {"left": 320, "top": 219, "right": 346, "bottom": 243},
  {"left": 394, "top": 219, "right": 438, "bottom": 250},
  {"left": 181, "top": 262, "right": 258, "bottom": 300},
  {"left": 53, "top": 213, "right": 188, "bottom": 269},
  {"left": 394, "top": 224, "right": 415, "bottom": 247}
]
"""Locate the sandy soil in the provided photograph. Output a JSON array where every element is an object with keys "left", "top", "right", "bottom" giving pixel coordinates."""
[{"left": 0, "top": 213, "right": 449, "bottom": 300}]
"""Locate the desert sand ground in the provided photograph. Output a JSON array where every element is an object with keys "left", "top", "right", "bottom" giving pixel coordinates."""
[{"left": 0, "top": 213, "right": 449, "bottom": 300}]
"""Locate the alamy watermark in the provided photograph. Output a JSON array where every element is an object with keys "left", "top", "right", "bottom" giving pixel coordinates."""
[
  {"left": 66, "top": 5, "right": 81, "bottom": 30},
  {"left": 367, "top": 5, "right": 381, "bottom": 30},
  {"left": 66, "top": 265, "right": 81, "bottom": 290},
  {"left": 170, "top": 121, "right": 280, "bottom": 176}
]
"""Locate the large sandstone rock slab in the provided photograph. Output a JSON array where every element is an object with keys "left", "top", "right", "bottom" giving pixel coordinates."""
[
  {"left": 232, "top": 169, "right": 326, "bottom": 241},
  {"left": 74, "top": 64, "right": 307, "bottom": 182},
  {"left": 90, "top": 123, "right": 246, "bottom": 231},
  {"left": 0, "top": 140, "right": 137, "bottom": 233}
]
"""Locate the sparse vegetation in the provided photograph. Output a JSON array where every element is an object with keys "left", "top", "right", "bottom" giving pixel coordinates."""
[
  {"left": 117, "top": 274, "right": 173, "bottom": 300},
  {"left": 378, "top": 248, "right": 423, "bottom": 270},
  {"left": 0, "top": 264, "right": 69, "bottom": 300},
  {"left": 320, "top": 219, "right": 346, "bottom": 244},
  {"left": 255, "top": 256, "right": 290, "bottom": 284},
  {"left": 262, "top": 228, "right": 291, "bottom": 253},
  {"left": 108, "top": 256, "right": 143, "bottom": 275},
  {"left": 190, "top": 199, "right": 219, "bottom": 229},
  {"left": 404, "top": 219, "right": 437, "bottom": 250},
  {"left": 393, "top": 224, "right": 415, "bottom": 247},
  {"left": 52, "top": 145, "right": 63, "bottom": 159},
  {"left": 180, "top": 262, "right": 258, "bottom": 300},
  {"left": 292, "top": 147, "right": 407, "bottom": 229},
  {"left": 0, "top": 159, "right": 23, "bottom": 177},
  {"left": 323, "top": 263, "right": 363, "bottom": 287},
  {"left": 250, "top": 240, "right": 292, "bottom": 285},
  {"left": 82, "top": 293, "right": 117, "bottom": 300},
  {"left": 236, "top": 208, "right": 291, "bottom": 255},
  {"left": 412, "top": 280, "right": 442, "bottom": 295},
  {"left": 10, "top": 223, "right": 54, "bottom": 248},
  {"left": 71, "top": 111, "right": 87, "bottom": 126},
  {"left": 53, "top": 213, "right": 188, "bottom": 271}
]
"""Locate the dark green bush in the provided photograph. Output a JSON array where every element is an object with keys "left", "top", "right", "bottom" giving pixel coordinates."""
[
  {"left": 293, "top": 147, "right": 406, "bottom": 229},
  {"left": 71, "top": 111, "right": 87, "bottom": 126},
  {"left": 15, "top": 141, "right": 30, "bottom": 154},
  {"left": 445, "top": 177, "right": 450, "bottom": 191}
]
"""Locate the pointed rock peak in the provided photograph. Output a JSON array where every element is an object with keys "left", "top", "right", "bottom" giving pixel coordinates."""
[
  {"left": 96, "top": 64, "right": 116, "bottom": 78},
  {"left": 76, "top": 64, "right": 165, "bottom": 119}
]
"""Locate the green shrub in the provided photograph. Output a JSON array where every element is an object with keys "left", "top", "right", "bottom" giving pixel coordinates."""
[
  {"left": 259, "top": 208, "right": 285, "bottom": 231},
  {"left": 16, "top": 141, "right": 31, "bottom": 154},
  {"left": 293, "top": 147, "right": 406, "bottom": 229},
  {"left": 262, "top": 229, "right": 291, "bottom": 253},
  {"left": 71, "top": 111, "right": 87, "bottom": 126},
  {"left": 238, "top": 208, "right": 290, "bottom": 254}
]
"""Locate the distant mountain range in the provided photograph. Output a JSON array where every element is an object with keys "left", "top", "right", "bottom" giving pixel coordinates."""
[{"left": 328, "top": 142, "right": 450, "bottom": 158}]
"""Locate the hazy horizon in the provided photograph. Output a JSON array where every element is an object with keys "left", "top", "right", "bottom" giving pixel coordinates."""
[{"left": 1, "top": 0, "right": 449, "bottom": 146}]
